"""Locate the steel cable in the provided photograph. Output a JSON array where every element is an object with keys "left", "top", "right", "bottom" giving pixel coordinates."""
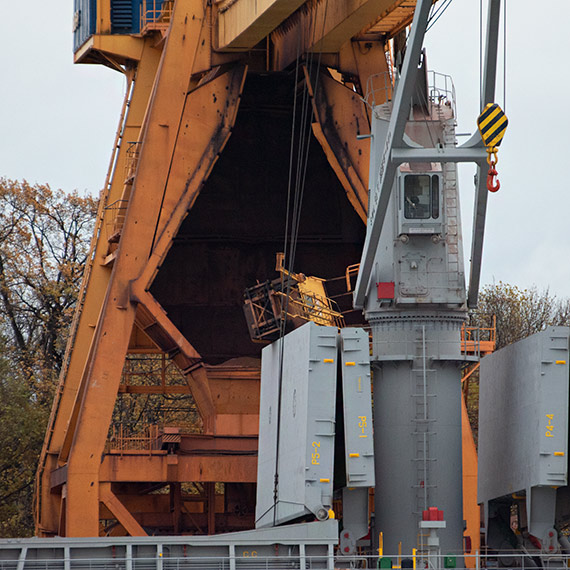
[{"left": 269, "top": 0, "right": 330, "bottom": 527}]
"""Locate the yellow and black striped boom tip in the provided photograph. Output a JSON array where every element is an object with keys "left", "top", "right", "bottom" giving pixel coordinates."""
[{"left": 477, "top": 103, "right": 508, "bottom": 148}]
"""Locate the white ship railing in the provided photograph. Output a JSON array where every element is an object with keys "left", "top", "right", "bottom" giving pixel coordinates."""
[{"left": 2, "top": 550, "right": 570, "bottom": 570}]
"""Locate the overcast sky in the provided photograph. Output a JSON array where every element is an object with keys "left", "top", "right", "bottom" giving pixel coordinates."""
[
  {"left": 424, "top": 0, "right": 570, "bottom": 299},
  {"left": 1, "top": 0, "right": 569, "bottom": 298}
]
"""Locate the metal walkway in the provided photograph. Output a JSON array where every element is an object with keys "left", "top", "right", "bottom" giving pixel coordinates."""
[{"left": 0, "top": 522, "right": 337, "bottom": 570}]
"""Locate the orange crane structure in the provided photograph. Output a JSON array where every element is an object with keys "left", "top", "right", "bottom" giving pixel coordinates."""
[{"left": 36, "top": 0, "right": 421, "bottom": 538}]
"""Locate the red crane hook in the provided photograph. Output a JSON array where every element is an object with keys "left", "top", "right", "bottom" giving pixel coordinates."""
[{"left": 487, "top": 161, "right": 500, "bottom": 192}]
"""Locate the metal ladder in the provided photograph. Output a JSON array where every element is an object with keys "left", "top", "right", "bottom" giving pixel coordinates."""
[{"left": 411, "top": 325, "right": 436, "bottom": 556}]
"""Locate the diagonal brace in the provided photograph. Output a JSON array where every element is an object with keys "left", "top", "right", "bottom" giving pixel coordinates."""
[{"left": 353, "top": 0, "right": 433, "bottom": 309}]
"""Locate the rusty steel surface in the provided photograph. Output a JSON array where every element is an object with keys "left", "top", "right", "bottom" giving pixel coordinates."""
[
  {"left": 61, "top": 0, "right": 238, "bottom": 537},
  {"left": 305, "top": 66, "right": 373, "bottom": 222},
  {"left": 35, "top": 40, "right": 162, "bottom": 537}
]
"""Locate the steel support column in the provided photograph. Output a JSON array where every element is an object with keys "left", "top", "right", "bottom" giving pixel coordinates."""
[
  {"left": 35, "top": 38, "right": 162, "bottom": 537},
  {"left": 61, "top": 0, "right": 244, "bottom": 536}
]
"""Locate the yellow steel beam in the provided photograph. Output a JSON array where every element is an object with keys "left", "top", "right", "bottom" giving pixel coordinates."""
[
  {"left": 133, "top": 294, "right": 201, "bottom": 362},
  {"left": 215, "top": 0, "right": 305, "bottom": 51},
  {"left": 462, "top": 394, "right": 481, "bottom": 565},
  {"left": 51, "top": 454, "right": 258, "bottom": 487},
  {"left": 272, "top": 0, "right": 407, "bottom": 70},
  {"left": 60, "top": 2, "right": 248, "bottom": 537},
  {"left": 311, "top": 0, "right": 407, "bottom": 51},
  {"left": 52, "top": 43, "right": 162, "bottom": 471},
  {"left": 96, "top": 0, "right": 112, "bottom": 35},
  {"left": 216, "top": 0, "right": 414, "bottom": 54},
  {"left": 99, "top": 483, "right": 147, "bottom": 537},
  {"left": 74, "top": 35, "right": 147, "bottom": 64},
  {"left": 99, "top": 454, "right": 258, "bottom": 483},
  {"left": 132, "top": 291, "right": 218, "bottom": 433},
  {"left": 62, "top": 0, "right": 208, "bottom": 536},
  {"left": 128, "top": 65, "right": 248, "bottom": 433},
  {"left": 137, "top": 64, "right": 247, "bottom": 286},
  {"left": 304, "top": 67, "right": 370, "bottom": 223},
  {"left": 35, "top": 39, "right": 161, "bottom": 537}
]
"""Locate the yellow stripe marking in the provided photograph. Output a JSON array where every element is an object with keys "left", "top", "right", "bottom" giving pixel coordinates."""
[
  {"left": 485, "top": 117, "right": 507, "bottom": 134},
  {"left": 349, "top": 453, "right": 360, "bottom": 458},
  {"left": 554, "top": 452, "right": 565, "bottom": 456},
  {"left": 479, "top": 107, "right": 502, "bottom": 130},
  {"left": 481, "top": 115, "right": 507, "bottom": 137},
  {"left": 556, "top": 360, "right": 566, "bottom": 365},
  {"left": 488, "top": 134, "right": 506, "bottom": 147},
  {"left": 359, "top": 435, "right": 367, "bottom": 438},
  {"left": 486, "top": 122, "right": 508, "bottom": 146},
  {"left": 320, "top": 478, "right": 330, "bottom": 483},
  {"left": 323, "top": 358, "right": 334, "bottom": 363},
  {"left": 345, "top": 361, "right": 356, "bottom": 366}
]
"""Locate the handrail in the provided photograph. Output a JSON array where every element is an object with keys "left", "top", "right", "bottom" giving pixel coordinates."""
[
  {"left": 363, "top": 71, "right": 394, "bottom": 109},
  {"left": 1, "top": 550, "right": 568, "bottom": 570},
  {"left": 140, "top": 0, "right": 173, "bottom": 33}
]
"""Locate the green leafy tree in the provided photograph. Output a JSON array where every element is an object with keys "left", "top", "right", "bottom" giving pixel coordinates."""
[{"left": 0, "top": 353, "right": 49, "bottom": 536}]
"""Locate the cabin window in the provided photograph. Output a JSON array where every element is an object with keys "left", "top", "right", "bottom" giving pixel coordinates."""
[
  {"left": 431, "top": 176, "right": 439, "bottom": 219},
  {"left": 404, "top": 174, "right": 440, "bottom": 220}
]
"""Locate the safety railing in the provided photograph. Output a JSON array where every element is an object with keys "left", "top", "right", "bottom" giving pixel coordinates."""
[
  {"left": 124, "top": 141, "right": 142, "bottom": 181},
  {"left": 104, "top": 199, "right": 129, "bottom": 244},
  {"left": 140, "top": 0, "right": 173, "bottom": 34},
  {"left": 461, "top": 315, "right": 496, "bottom": 357},
  {"left": 362, "top": 70, "right": 455, "bottom": 118},
  {"left": 363, "top": 72, "right": 394, "bottom": 109},
  {"left": 345, "top": 263, "right": 360, "bottom": 292},
  {"left": 3, "top": 552, "right": 570, "bottom": 570},
  {"left": 243, "top": 277, "right": 345, "bottom": 342},
  {"left": 107, "top": 424, "right": 162, "bottom": 453},
  {"left": 275, "top": 290, "right": 345, "bottom": 329},
  {"left": 428, "top": 70, "right": 457, "bottom": 119}
]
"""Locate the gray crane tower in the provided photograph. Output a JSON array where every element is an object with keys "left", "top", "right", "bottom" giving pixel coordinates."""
[
  {"left": 364, "top": 72, "right": 468, "bottom": 555},
  {"left": 352, "top": 0, "right": 505, "bottom": 557}
]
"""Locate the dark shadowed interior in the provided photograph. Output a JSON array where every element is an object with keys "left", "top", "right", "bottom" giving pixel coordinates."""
[{"left": 151, "top": 72, "right": 366, "bottom": 364}]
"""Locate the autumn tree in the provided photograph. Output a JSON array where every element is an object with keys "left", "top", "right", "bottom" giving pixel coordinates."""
[
  {"left": 0, "top": 178, "right": 96, "bottom": 536},
  {"left": 465, "top": 282, "right": 570, "bottom": 444},
  {"left": 471, "top": 281, "right": 570, "bottom": 350}
]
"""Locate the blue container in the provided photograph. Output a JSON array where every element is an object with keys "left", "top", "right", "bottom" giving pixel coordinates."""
[
  {"left": 73, "top": 0, "right": 97, "bottom": 52},
  {"left": 73, "top": 0, "right": 166, "bottom": 53}
]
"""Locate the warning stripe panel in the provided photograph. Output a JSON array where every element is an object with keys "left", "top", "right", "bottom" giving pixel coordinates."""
[
  {"left": 478, "top": 103, "right": 500, "bottom": 124},
  {"left": 479, "top": 108, "right": 503, "bottom": 131},
  {"left": 485, "top": 121, "right": 508, "bottom": 147},
  {"left": 477, "top": 103, "right": 508, "bottom": 147},
  {"left": 481, "top": 116, "right": 508, "bottom": 147}
]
